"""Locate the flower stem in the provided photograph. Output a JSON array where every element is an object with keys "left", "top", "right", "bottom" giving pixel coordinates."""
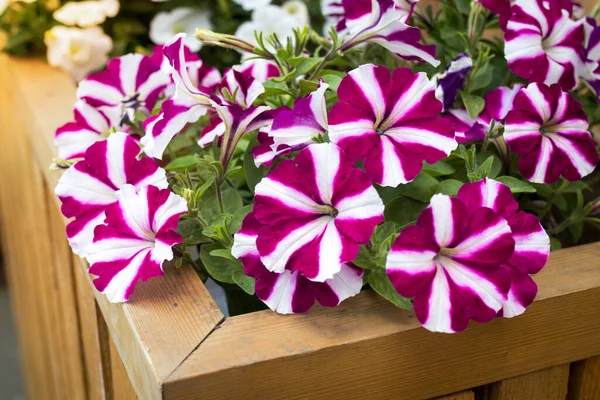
[
  {"left": 216, "top": 179, "right": 225, "bottom": 214},
  {"left": 217, "top": 0, "right": 230, "bottom": 18}
]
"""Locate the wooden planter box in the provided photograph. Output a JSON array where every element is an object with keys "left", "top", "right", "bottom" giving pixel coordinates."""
[{"left": 1, "top": 54, "right": 600, "bottom": 400}]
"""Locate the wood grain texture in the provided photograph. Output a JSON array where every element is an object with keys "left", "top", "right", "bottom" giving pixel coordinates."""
[
  {"left": 433, "top": 391, "right": 475, "bottom": 400},
  {"left": 483, "top": 365, "right": 570, "bottom": 400},
  {"left": 110, "top": 338, "right": 138, "bottom": 400},
  {"left": 165, "top": 242, "right": 600, "bottom": 400},
  {"left": 1, "top": 55, "right": 225, "bottom": 399},
  {"left": 569, "top": 356, "right": 600, "bottom": 400}
]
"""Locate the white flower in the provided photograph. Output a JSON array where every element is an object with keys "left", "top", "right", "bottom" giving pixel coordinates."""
[
  {"left": 53, "top": 0, "right": 119, "bottom": 27},
  {"left": 44, "top": 26, "right": 112, "bottom": 81},
  {"left": 235, "top": 2, "right": 309, "bottom": 55},
  {"left": 232, "top": 0, "right": 271, "bottom": 11},
  {"left": 149, "top": 7, "right": 212, "bottom": 52}
]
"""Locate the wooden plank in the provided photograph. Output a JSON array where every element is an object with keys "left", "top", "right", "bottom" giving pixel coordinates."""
[
  {"left": 483, "top": 365, "right": 570, "bottom": 400},
  {"left": 1, "top": 55, "right": 225, "bottom": 399},
  {"left": 433, "top": 391, "right": 475, "bottom": 400},
  {"left": 73, "top": 254, "right": 108, "bottom": 400},
  {"left": 569, "top": 356, "right": 600, "bottom": 400},
  {"left": 110, "top": 338, "right": 138, "bottom": 400},
  {"left": 165, "top": 242, "right": 600, "bottom": 400}
]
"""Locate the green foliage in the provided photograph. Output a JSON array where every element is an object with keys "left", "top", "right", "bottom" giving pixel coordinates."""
[{"left": 368, "top": 269, "right": 412, "bottom": 310}]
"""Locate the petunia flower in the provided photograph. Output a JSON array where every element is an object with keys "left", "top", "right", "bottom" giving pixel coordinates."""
[
  {"left": 340, "top": 0, "right": 439, "bottom": 66},
  {"left": 253, "top": 143, "right": 384, "bottom": 282},
  {"left": 76, "top": 53, "right": 170, "bottom": 124},
  {"left": 504, "top": 0, "right": 584, "bottom": 90},
  {"left": 457, "top": 179, "right": 550, "bottom": 318},
  {"left": 442, "top": 109, "right": 485, "bottom": 143},
  {"left": 55, "top": 132, "right": 168, "bottom": 257},
  {"left": 433, "top": 53, "right": 472, "bottom": 111},
  {"left": 86, "top": 184, "right": 188, "bottom": 302},
  {"left": 232, "top": 212, "right": 364, "bottom": 313},
  {"left": 149, "top": 7, "right": 212, "bottom": 52},
  {"left": 386, "top": 193, "right": 515, "bottom": 333},
  {"left": 55, "top": 99, "right": 121, "bottom": 160},
  {"left": 53, "top": 0, "right": 119, "bottom": 28},
  {"left": 581, "top": 18, "right": 600, "bottom": 103},
  {"left": 253, "top": 81, "right": 329, "bottom": 166},
  {"left": 232, "top": 0, "right": 271, "bottom": 11},
  {"left": 141, "top": 34, "right": 220, "bottom": 158},
  {"left": 504, "top": 83, "right": 599, "bottom": 184},
  {"left": 329, "top": 64, "right": 456, "bottom": 187}
]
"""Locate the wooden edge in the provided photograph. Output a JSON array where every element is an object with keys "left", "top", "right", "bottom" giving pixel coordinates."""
[
  {"left": 164, "top": 242, "right": 600, "bottom": 399},
  {"left": 2, "top": 54, "right": 226, "bottom": 399}
]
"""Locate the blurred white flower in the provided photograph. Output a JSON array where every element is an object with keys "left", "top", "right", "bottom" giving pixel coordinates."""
[
  {"left": 232, "top": 0, "right": 271, "bottom": 11},
  {"left": 44, "top": 26, "right": 112, "bottom": 81},
  {"left": 53, "top": 0, "right": 119, "bottom": 27},
  {"left": 235, "top": 2, "right": 309, "bottom": 55},
  {"left": 149, "top": 8, "right": 212, "bottom": 52}
]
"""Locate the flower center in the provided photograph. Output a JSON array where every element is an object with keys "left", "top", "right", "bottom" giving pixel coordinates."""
[
  {"left": 316, "top": 204, "right": 338, "bottom": 217},
  {"left": 120, "top": 93, "right": 145, "bottom": 124}
]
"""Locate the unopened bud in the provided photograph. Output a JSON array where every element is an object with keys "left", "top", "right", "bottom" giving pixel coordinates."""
[
  {"left": 49, "top": 157, "right": 80, "bottom": 171},
  {"left": 195, "top": 29, "right": 256, "bottom": 54}
]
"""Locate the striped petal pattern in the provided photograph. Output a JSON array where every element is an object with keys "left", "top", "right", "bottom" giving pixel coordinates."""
[
  {"left": 504, "top": 83, "right": 599, "bottom": 183},
  {"left": 342, "top": 0, "right": 439, "bottom": 66},
  {"left": 86, "top": 184, "right": 187, "bottom": 302},
  {"left": 253, "top": 143, "right": 384, "bottom": 282},
  {"left": 254, "top": 81, "right": 329, "bottom": 166},
  {"left": 232, "top": 213, "right": 364, "bottom": 313},
  {"left": 434, "top": 53, "right": 472, "bottom": 111},
  {"left": 141, "top": 34, "right": 219, "bottom": 159},
  {"left": 457, "top": 178, "right": 550, "bottom": 318},
  {"left": 582, "top": 18, "right": 600, "bottom": 103},
  {"left": 77, "top": 53, "right": 170, "bottom": 123},
  {"left": 386, "top": 193, "right": 514, "bottom": 333},
  {"left": 479, "top": 85, "right": 523, "bottom": 128},
  {"left": 329, "top": 64, "right": 456, "bottom": 187},
  {"left": 504, "top": 0, "right": 584, "bottom": 90},
  {"left": 55, "top": 100, "right": 121, "bottom": 160},
  {"left": 442, "top": 109, "right": 485, "bottom": 143},
  {"left": 55, "top": 133, "right": 168, "bottom": 257}
]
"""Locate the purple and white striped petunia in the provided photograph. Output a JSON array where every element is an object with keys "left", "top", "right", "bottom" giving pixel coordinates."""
[
  {"left": 55, "top": 132, "right": 168, "bottom": 257},
  {"left": 504, "top": 83, "right": 599, "bottom": 184},
  {"left": 442, "top": 109, "right": 485, "bottom": 143},
  {"left": 55, "top": 100, "right": 121, "bottom": 160},
  {"left": 232, "top": 212, "right": 364, "bottom": 313},
  {"left": 457, "top": 178, "right": 550, "bottom": 318},
  {"left": 386, "top": 193, "right": 514, "bottom": 333},
  {"left": 76, "top": 53, "right": 170, "bottom": 124},
  {"left": 86, "top": 184, "right": 187, "bottom": 302},
  {"left": 581, "top": 18, "right": 600, "bottom": 103},
  {"left": 253, "top": 81, "right": 329, "bottom": 166},
  {"left": 433, "top": 53, "right": 472, "bottom": 111},
  {"left": 504, "top": 0, "right": 584, "bottom": 90},
  {"left": 253, "top": 143, "right": 384, "bottom": 282},
  {"left": 141, "top": 34, "right": 221, "bottom": 159},
  {"left": 341, "top": 0, "right": 439, "bottom": 66},
  {"left": 329, "top": 64, "right": 456, "bottom": 187}
]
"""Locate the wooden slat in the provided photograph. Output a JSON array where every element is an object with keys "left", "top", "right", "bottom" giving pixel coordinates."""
[
  {"left": 73, "top": 254, "right": 108, "bottom": 400},
  {"left": 110, "top": 338, "right": 138, "bottom": 400},
  {"left": 569, "top": 356, "right": 600, "bottom": 400},
  {"left": 433, "top": 390, "right": 475, "bottom": 400},
  {"left": 483, "top": 365, "right": 570, "bottom": 400},
  {"left": 1, "top": 55, "right": 225, "bottom": 399},
  {"left": 165, "top": 243, "right": 600, "bottom": 400}
]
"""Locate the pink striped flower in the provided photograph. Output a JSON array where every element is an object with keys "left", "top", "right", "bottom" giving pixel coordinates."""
[
  {"left": 581, "top": 18, "right": 600, "bottom": 103},
  {"left": 504, "top": 83, "right": 599, "bottom": 184},
  {"left": 504, "top": 0, "right": 584, "bottom": 90},
  {"left": 329, "top": 64, "right": 456, "bottom": 187},
  {"left": 86, "top": 184, "right": 187, "bottom": 302},
  {"left": 77, "top": 53, "right": 170, "bottom": 125},
  {"left": 55, "top": 133, "right": 168, "bottom": 257},
  {"left": 340, "top": 0, "right": 439, "bottom": 66},
  {"left": 442, "top": 109, "right": 485, "bottom": 143},
  {"left": 386, "top": 193, "right": 515, "bottom": 333},
  {"left": 141, "top": 34, "right": 221, "bottom": 159},
  {"left": 253, "top": 143, "right": 384, "bottom": 282},
  {"left": 232, "top": 213, "right": 364, "bottom": 313},
  {"left": 55, "top": 100, "right": 121, "bottom": 160},
  {"left": 253, "top": 81, "right": 329, "bottom": 166},
  {"left": 457, "top": 179, "right": 550, "bottom": 318}
]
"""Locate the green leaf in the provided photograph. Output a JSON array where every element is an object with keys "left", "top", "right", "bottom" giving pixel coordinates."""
[
  {"left": 437, "top": 179, "right": 464, "bottom": 196},
  {"left": 422, "top": 160, "right": 456, "bottom": 176},
  {"left": 199, "top": 243, "right": 243, "bottom": 284},
  {"left": 209, "top": 249, "right": 236, "bottom": 261},
  {"left": 230, "top": 204, "right": 253, "bottom": 235},
  {"left": 384, "top": 196, "right": 427, "bottom": 228},
  {"left": 368, "top": 270, "right": 412, "bottom": 310},
  {"left": 232, "top": 270, "right": 256, "bottom": 295},
  {"left": 478, "top": 155, "right": 495, "bottom": 178},
  {"left": 562, "top": 181, "right": 592, "bottom": 193},
  {"left": 550, "top": 236, "right": 562, "bottom": 251},
  {"left": 475, "top": 152, "right": 502, "bottom": 179},
  {"left": 165, "top": 155, "right": 199, "bottom": 171},
  {"left": 200, "top": 185, "right": 243, "bottom": 224},
  {"left": 243, "top": 135, "right": 267, "bottom": 193},
  {"left": 320, "top": 74, "right": 343, "bottom": 92},
  {"left": 263, "top": 79, "right": 293, "bottom": 96},
  {"left": 495, "top": 176, "right": 536, "bottom": 193},
  {"left": 351, "top": 245, "right": 381, "bottom": 270},
  {"left": 177, "top": 219, "right": 209, "bottom": 245},
  {"left": 460, "top": 92, "right": 485, "bottom": 119},
  {"left": 402, "top": 173, "right": 440, "bottom": 202},
  {"left": 299, "top": 79, "right": 319, "bottom": 96},
  {"left": 371, "top": 222, "right": 399, "bottom": 249},
  {"left": 290, "top": 57, "right": 324, "bottom": 78},
  {"left": 469, "top": 63, "right": 494, "bottom": 92}
]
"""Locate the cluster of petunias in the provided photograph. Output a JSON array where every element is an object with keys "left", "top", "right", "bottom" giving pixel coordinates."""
[{"left": 53, "top": 0, "right": 600, "bottom": 334}]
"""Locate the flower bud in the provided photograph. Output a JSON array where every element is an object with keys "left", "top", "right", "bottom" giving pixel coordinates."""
[{"left": 195, "top": 28, "right": 256, "bottom": 54}]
